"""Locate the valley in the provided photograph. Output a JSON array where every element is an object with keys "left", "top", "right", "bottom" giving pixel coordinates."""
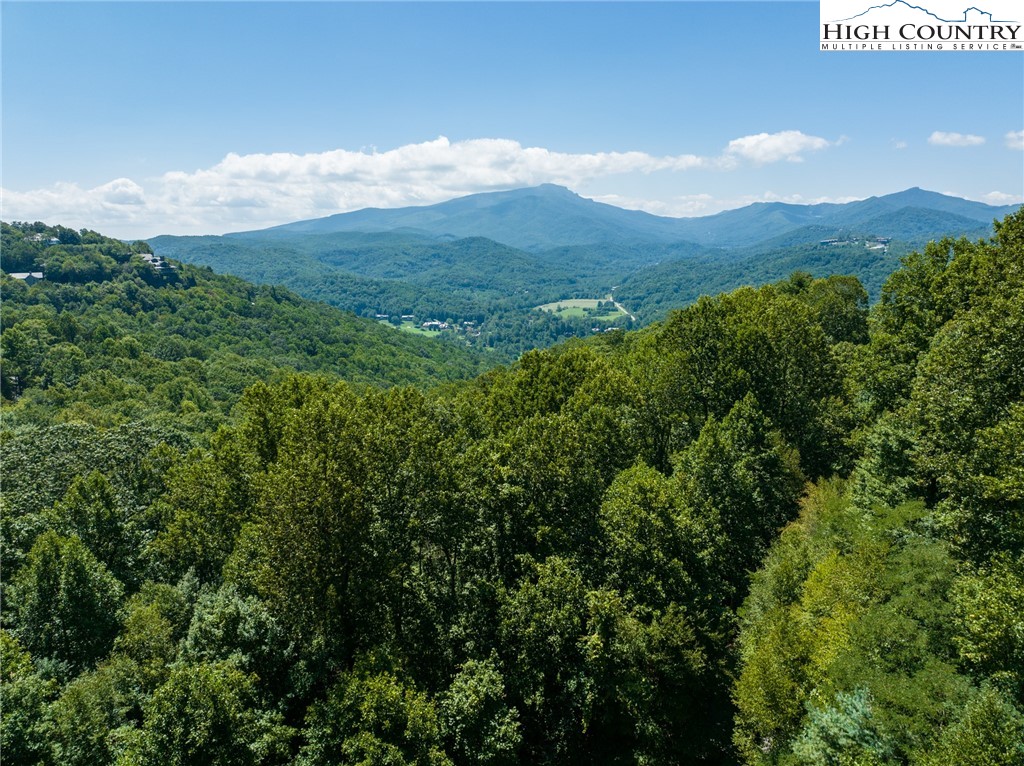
[
  {"left": 535, "top": 297, "right": 630, "bottom": 323},
  {"left": 149, "top": 184, "right": 1016, "bottom": 360}
]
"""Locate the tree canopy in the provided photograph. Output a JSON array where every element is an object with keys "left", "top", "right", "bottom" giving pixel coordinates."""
[{"left": 2, "top": 211, "right": 1021, "bottom": 764}]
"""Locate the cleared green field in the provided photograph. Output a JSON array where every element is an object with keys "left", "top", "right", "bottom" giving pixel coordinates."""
[
  {"left": 536, "top": 298, "right": 627, "bottom": 321},
  {"left": 553, "top": 306, "right": 588, "bottom": 318},
  {"left": 537, "top": 298, "right": 604, "bottom": 310},
  {"left": 379, "top": 320, "right": 440, "bottom": 336}
]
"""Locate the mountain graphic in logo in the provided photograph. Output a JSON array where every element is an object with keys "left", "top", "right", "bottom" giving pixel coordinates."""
[{"left": 830, "top": 1, "right": 1018, "bottom": 23}]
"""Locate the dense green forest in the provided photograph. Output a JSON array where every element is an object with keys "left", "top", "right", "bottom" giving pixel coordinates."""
[
  {"left": 0, "top": 222, "right": 490, "bottom": 434},
  {"left": 150, "top": 186, "right": 1011, "bottom": 360},
  {"left": 146, "top": 229, "right": 913, "bottom": 360},
  {"left": 2, "top": 213, "right": 1022, "bottom": 764},
  {"left": 148, "top": 231, "right": 640, "bottom": 360}
]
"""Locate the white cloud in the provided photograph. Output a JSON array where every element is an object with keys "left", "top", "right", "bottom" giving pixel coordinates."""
[
  {"left": 982, "top": 191, "right": 1024, "bottom": 205},
  {"left": 1006, "top": 130, "right": 1024, "bottom": 150},
  {"left": 891, "top": 139, "right": 908, "bottom": 150},
  {"left": 1, "top": 133, "right": 837, "bottom": 237},
  {"left": 1, "top": 178, "right": 146, "bottom": 224},
  {"left": 723, "top": 130, "right": 831, "bottom": 165},
  {"left": 927, "top": 131, "right": 985, "bottom": 147},
  {"left": 590, "top": 193, "right": 718, "bottom": 218}
]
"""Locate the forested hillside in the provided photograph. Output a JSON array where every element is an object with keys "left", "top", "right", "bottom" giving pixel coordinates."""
[
  {"left": 0, "top": 222, "right": 490, "bottom": 433},
  {"left": 150, "top": 185, "right": 1015, "bottom": 359},
  {"left": 2, "top": 213, "right": 1022, "bottom": 764},
  {"left": 148, "top": 231, "right": 641, "bottom": 360}
]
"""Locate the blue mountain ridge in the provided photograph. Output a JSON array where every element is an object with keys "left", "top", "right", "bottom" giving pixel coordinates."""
[{"left": 229, "top": 185, "right": 1019, "bottom": 251}]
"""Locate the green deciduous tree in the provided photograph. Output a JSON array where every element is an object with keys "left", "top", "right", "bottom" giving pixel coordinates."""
[
  {"left": 439, "top": 657, "right": 521, "bottom": 766},
  {"left": 919, "top": 685, "right": 1024, "bottom": 766},
  {"left": 0, "top": 630, "right": 57, "bottom": 765},
  {"left": 675, "top": 393, "right": 804, "bottom": 604},
  {"left": 597, "top": 462, "right": 691, "bottom": 613},
  {"left": 46, "top": 470, "right": 136, "bottom": 587},
  {"left": 298, "top": 671, "right": 452, "bottom": 766},
  {"left": 148, "top": 428, "right": 259, "bottom": 584},
  {"left": 117, "top": 661, "right": 290, "bottom": 766},
  {"left": 653, "top": 285, "right": 846, "bottom": 477},
  {"left": 498, "top": 557, "right": 590, "bottom": 764},
  {"left": 952, "top": 554, "right": 1024, "bottom": 701},
  {"left": 180, "top": 584, "right": 293, "bottom": 707},
  {"left": 1, "top": 318, "right": 54, "bottom": 398},
  {"left": 7, "top": 531, "right": 123, "bottom": 673},
  {"left": 49, "top": 666, "right": 126, "bottom": 766}
]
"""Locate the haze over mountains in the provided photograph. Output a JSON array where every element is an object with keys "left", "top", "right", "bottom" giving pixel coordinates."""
[
  {"left": 150, "top": 185, "right": 1018, "bottom": 358},
  {"left": 241, "top": 184, "right": 1017, "bottom": 249}
]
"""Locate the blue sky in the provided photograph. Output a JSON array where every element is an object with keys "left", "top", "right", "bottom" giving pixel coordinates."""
[{"left": 2, "top": 1, "right": 1022, "bottom": 237}]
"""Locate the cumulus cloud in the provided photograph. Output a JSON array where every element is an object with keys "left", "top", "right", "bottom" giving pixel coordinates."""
[
  {"left": 2, "top": 178, "right": 146, "bottom": 224},
  {"left": 723, "top": 130, "right": 831, "bottom": 165},
  {"left": 927, "top": 131, "right": 985, "bottom": 147},
  {"left": 982, "top": 190, "right": 1024, "bottom": 205},
  {"left": 1, "top": 132, "right": 837, "bottom": 237},
  {"left": 1006, "top": 130, "right": 1024, "bottom": 150},
  {"left": 590, "top": 193, "right": 718, "bottom": 218}
]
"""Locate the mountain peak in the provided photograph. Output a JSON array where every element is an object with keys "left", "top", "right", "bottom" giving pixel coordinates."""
[
  {"left": 535, "top": 183, "right": 575, "bottom": 194},
  {"left": 882, "top": 187, "right": 962, "bottom": 205},
  {"left": 247, "top": 184, "right": 1016, "bottom": 250},
  {"left": 499, "top": 183, "right": 578, "bottom": 199}
]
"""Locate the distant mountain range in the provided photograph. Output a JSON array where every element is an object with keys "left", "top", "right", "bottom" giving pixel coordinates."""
[
  {"left": 236, "top": 184, "right": 1017, "bottom": 250},
  {"left": 151, "top": 185, "right": 1019, "bottom": 356}
]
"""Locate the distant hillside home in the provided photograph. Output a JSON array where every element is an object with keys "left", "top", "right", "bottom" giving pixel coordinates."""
[
  {"left": 8, "top": 272, "right": 44, "bottom": 284},
  {"left": 139, "top": 253, "right": 175, "bottom": 270}
]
